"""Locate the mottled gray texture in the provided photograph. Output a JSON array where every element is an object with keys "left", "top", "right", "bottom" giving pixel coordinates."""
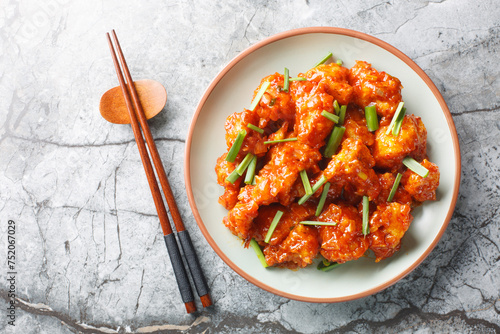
[{"left": 0, "top": 0, "right": 499, "bottom": 333}]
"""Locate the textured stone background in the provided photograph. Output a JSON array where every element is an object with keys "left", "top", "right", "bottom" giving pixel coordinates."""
[{"left": 0, "top": 0, "right": 499, "bottom": 333}]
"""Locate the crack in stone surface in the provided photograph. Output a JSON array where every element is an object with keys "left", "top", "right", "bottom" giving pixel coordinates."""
[
  {"left": 5, "top": 135, "right": 186, "bottom": 148},
  {"left": 0, "top": 291, "right": 211, "bottom": 334},
  {"left": 452, "top": 105, "right": 500, "bottom": 116},
  {"left": 1, "top": 291, "right": 499, "bottom": 333}
]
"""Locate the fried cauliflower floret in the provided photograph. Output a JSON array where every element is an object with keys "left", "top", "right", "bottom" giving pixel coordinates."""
[
  {"left": 318, "top": 203, "right": 369, "bottom": 263},
  {"left": 224, "top": 200, "right": 259, "bottom": 239},
  {"left": 401, "top": 159, "right": 440, "bottom": 202},
  {"left": 343, "top": 106, "right": 375, "bottom": 147},
  {"left": 263, "top": 223, "right": 320, "bottom": 268},
  {"left": 304, "top": 63, "right": 354, "bottom": 105},
  {"left": 323, "top": 138, "right": 380, "bottom": 200},
  {"left": 224, "top": 141, "right": 321, "bottom": 240},
  {"left": 215, "top": 153, "right": 243, "bottom": 210},
  {"left": 348, "top": 60, "right": 403, "bottom": 118},
  {"left": 253, "top": 141, "right": 322, "bottom": 205},
  {"left": 371, "top": 114, "right": 427, "bottom": 171},
  {"left": 225, "top": 110, "right": 267, "bottom": 157},
  {"left": 251, "top": 202, "right": 316, "bottom": 245},
  {"left": 368, "top": 202, "right": 413, "bottom": 262},
  {"left": 254, "top": 74, "right": 296, "bottom": 126},
  {"left": 291, "top": 82, "right": 335, "bottom": 149},
  {"left": 375, "top": 173, "right": 413, "bottom": 206}
]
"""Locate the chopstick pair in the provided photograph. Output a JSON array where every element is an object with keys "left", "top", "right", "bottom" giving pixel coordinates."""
[{"left": 106, "top": 30, "right": 211, "bottom": 313}]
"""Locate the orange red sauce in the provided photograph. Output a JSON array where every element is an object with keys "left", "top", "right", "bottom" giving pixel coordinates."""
[{"left": 215, "top": 61, "right": 439, "bottom": 269}]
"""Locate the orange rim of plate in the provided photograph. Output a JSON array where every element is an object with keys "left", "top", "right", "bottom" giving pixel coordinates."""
[{"left": 184, "top": 27, "right": 461, "bottom": 303}]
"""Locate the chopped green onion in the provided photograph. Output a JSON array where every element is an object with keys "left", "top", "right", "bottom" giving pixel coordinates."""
[
  {"left": 385, "top": 102, "right": 405, "bottom": 135},
  {"left": 324, "top": 126, "right": 345, "bottom": 158},
  {"left": 225, "top": 130, "right": 247, "bottom": 162},
  {"left": 247, "top": 123, "right": 264, "bottom": 134},
  {"left": 269, "top": 97, "right": 277, "bottom": 106},
  {"left": 289, "top": 77, "right": 306, "bottom": 81},
  {"left": 333, "top": 100, "right": 340, "bottom": 114},
  {"left": 249, "top": 81, "right": 270, "bottom": 111},
  {"left": 264, "top": 138, "right": 298, "bottom": 144},
  {"left": 300, "top": 221, "right": 338, "bottom": 226},
  {"left": 362, "top": 196, "right": 370, "bottom": 236},
  {"left": 249, "top": 239, "right": 268, "bottom": 268},
  {"left": 300, "top": 170, "right": 313, "bottom": 195},
  {"left": 297, "top": 193, "right": 311, "bottom": 205},
  {"left": 298, "top": 175, "right": 327, "bottom": 205},
  {"left": 387, "top": 173, "right": 403, "bottom": 202},
  {"left": 403, "top": 157, "right": 429, "bottom": 177},
  {"left": 235, "top": 153, "right": 254, "bottom": 175},
  {"left": 315, "top": 182, "right": 330, "bottom": 216},
  {"left": 365, "top": 105, "right": 379, "bottom": 132},
  {"left": 392, "top": 107, "right": 406, "bottom": 136},
  {"left": 317, "top": 260, "right": 341, "bottom": 272},
  {"left": 264, "top": 210, "right": 284, "bottom": 243},
  {"left": 283, "top": 67, "right": 290, "bottom": 93},
  {"left": 321, "top": 110, "right": 340, "bottom": 123},
  {"left": 314, "top": 52, "right": 333, "bottom": 67},
  {"left": 311, "top": 175, "right": 327, "bottom": 193},
  {"left": 244, "top": 155, "right": 257, "bottom": 184},
  {"left": 225, "top": 169, "right": 240, "bottom": 184},
  {"left": 336, "top": 59, "right": 343, "bottom": 66},
  {"left": 339, "top": 105, "right": 347, "bottom": 125}
]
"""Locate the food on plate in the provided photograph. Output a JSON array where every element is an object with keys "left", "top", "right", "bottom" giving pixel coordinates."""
[{"left": 214, "top": 56, "right": 439, "bottom": 270}]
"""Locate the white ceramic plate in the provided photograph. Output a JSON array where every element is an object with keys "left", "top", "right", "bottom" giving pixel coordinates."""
[{"left": 185, "top": 27, "right": 460, "bottom": 302}]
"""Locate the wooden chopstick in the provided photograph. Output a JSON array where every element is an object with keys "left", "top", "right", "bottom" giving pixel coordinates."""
[
  {"left": 106, "top": 30, "right": 211, "bottom": 313},
  {"left": 108, "top": 30, "right": 212, "bottom": 309},
  {"left": 109, "top": 30, "right": 212, "bottom": 308}
]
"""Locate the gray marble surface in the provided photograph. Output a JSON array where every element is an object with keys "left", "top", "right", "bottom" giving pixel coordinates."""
[{"left": 0, "top": 0, "right": 499, "bottom": 333}]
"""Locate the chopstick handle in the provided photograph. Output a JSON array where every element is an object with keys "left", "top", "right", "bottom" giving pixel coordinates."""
[
  {"left": 163, "top": 234, "right": 196, "bottom": 312},
  {"left": 177, "top": 231, "right": 211, "bottom": 306}
]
